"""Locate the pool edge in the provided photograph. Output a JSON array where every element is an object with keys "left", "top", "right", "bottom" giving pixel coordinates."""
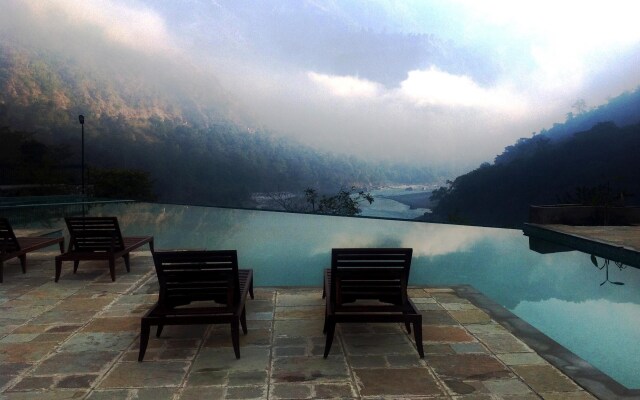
[{"left": 451, "top": 284, "right": 640, "bottom": 400}]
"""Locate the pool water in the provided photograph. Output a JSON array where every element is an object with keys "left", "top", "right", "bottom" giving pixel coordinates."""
[{"left": 31, "top": 202, "right": 640, "bottom": 388}]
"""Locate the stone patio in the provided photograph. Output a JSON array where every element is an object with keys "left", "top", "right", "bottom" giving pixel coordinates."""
[{"left": 0, "top": 250, "right": 601, "bottom": 399}]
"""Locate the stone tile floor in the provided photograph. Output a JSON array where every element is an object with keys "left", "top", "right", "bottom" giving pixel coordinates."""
[{"left": 0, "top": 251, "right": 598, "bottom": 399}]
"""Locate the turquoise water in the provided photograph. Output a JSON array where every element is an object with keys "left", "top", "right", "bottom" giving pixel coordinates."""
[{"left": 25, "top": 202, "right": 640, "bottom": 388}]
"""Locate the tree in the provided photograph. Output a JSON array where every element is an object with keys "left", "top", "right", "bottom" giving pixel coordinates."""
[{"left": 88, "top": 167, "right": 156, "bottom": 201}]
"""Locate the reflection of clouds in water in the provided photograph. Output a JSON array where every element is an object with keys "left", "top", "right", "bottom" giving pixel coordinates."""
[
  {"left": 400, "top": 224, "right": 501, "bottom": 257},
  {"left": 513, "top": 298, "right": 640, "bottom": 388}
]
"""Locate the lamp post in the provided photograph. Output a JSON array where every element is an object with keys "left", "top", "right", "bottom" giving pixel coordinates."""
[{"left": 79, "top": 114, "right": 85, "bottom": 197}]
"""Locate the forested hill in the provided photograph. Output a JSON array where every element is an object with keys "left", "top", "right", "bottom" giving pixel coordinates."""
[
  {"left": 0, "top": 43, "right": 436, "bottom": 205},
  {"left": 427, "top": 88, "right": 640, "bottom": 228}
]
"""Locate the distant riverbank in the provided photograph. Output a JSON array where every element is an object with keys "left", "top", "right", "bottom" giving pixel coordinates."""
[{"left": 383, "top": 191, "right": 433, "bottom": 210}]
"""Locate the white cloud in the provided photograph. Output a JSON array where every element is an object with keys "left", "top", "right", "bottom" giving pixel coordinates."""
[
  {"left": 308, "top": 72, "right": 382, "bottom": 98},
  {"left": 23, "top": 0, "right": 176, "bottom": 55},
  {"left": 398, "top": 66, "right": 524, "bottom": 111}
]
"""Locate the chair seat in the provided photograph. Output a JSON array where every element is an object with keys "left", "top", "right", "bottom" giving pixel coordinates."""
[
  {"left": 55, "top": 217, "right": 154, "bottom": 282},
  {"left": 1, "top": 218, "right": 65, "bottom": 283}
]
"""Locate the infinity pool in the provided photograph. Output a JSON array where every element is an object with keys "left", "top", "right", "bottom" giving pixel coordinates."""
[{"left": 20, "top": 202, "right": 640, "bottom": 389}]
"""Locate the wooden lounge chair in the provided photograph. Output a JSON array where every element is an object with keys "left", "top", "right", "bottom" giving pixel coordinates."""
[
  {"left": 138, "top": 250, "right": 254, "bottom": 361},
  {"left": 322, "top": 248, "right": 424, "bottom": 358},
  {"left": 55, "top": 217, "right": 154, "bottom": 282},
  {"left": 1, "top": 218, "right": 64, "bottom": 283}
]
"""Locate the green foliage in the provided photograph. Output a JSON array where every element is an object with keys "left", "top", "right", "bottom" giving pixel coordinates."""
[
  {"left": 0, "top": 127, "right": 72, "bottom": 187},
  {"left": 307, "top": 186, "right": 374, "bottom": 216},
  {"left": 88, "top": 167, "right": 156, "bottom": 201}
]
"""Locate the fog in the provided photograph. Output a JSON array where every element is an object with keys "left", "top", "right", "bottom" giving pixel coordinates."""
[{"left": 2, "top": 0, "right": 640, "bottom": 173}]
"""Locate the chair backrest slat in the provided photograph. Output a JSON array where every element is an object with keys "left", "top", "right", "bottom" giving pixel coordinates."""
[
  {"left": 65, "top": 217, "right": 124, "bottom": 252},
  {"left": 331, "top": 248, "right": 412, "bottom": 306},
  {"left": 152, "top": 250, "right": 240, "bottom": 310},
  {"left": 0, "top": 218, "right": 20, "bottom": 254}
]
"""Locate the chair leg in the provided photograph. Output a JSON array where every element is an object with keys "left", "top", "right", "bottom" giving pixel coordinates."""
[
  {"left": 18, "top": 255, "right": 27, "bottom": 273},
  {"left": 108, "top": 258, "right": 116, "bottom": 281},
  {"left": 240, "top": 306, "right": 248, "bottom": 334},
  {"left": 73, "top": 261, "right": 80, "bottom": 273},
  {"left": 58, "top": 240, "right": 65, "bottom": 253},
  {"left": 55, "top": 258, "right": 62, "bottom": 282},
  {"left": 404, "top": 321, "right": 412, "bottom": 334},
  {"left": 156, "top": 325, "right": 164, "bottom": 338},
  {"left": 249, "top": 280, "right": 254, "bottom": 299},
  {"left": 323, "top": 317, "right": 336, "bottom": 358},
  {"left": 413, "top": 322, "right": 424, "bottom": 358},
  {"left": 231, "top": 317, "right": 241, "bottom": 359},
  {"left": 123, "top": 253, "right": 131, "bottom": 272},
  {"left": 138, "top": 319, "right": 151, "bottom": 361}
]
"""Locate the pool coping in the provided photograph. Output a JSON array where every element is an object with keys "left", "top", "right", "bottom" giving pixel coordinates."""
[{"left": 452, "top": 284, "right": 640, "bottom": 400}]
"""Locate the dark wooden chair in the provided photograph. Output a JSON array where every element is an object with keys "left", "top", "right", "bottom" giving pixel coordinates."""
[
  {"left": 0, "top": 218, "right": 65, "bottom": 283},
  {"left": 55, "top": 217, "right": 154, "bottom": 282},
  {"left": 322, "top": 248, "right": 424, "bottom": 358},
  {"left": 138, "top": 250, "right": 254, "bottom": 361}
]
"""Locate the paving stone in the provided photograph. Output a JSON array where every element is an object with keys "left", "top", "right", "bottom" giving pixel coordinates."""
[
  {"left": 274, "top": 346, "right": 306, "bottom": 357},
  {"left": 185, "top": 369, "right": 227, "bottom": 387},
  {"left": 59, "top": 332, "right": 137, "bottom": 352},
  {"left": 353, "top": 368, "right": 444, "bottom": 396},
  {"left": 441, "top": 302, "right": 480, "bottom": 311},
  {"left": 411, "top": 296, "right": 437, "bottom": 303},
  {"left": 424, "top": 344, "right": 455, "bottom": 355},
  {"left": 273, "top": 319, "right": 325, "bottom": 338},
  {"left": 511, "top": 365, "right": 583, "bottom": 393},
  {"left": 226, "top": 385, "right": 266, "bottom": 399},
  {"left": 449, "top": 310, "right": 492, "bottom": 324},
  {"left": 451, "top": 343, "right": 488, "bottom": 354},
  {"left": 0, "top": 362, "right": 31, "bottom": 376},
  {"left": 56, "top": 374, "right": 99, "bottom": 389},
  {"left": 482, "top": 379, "right": 535, "bottom": 395},
  {"left": 179, "top": 386, "right": 225, "bottom": 399},
  {"left": 386, "top": 354, "right": 425, "bottom": 367},
  {"left": 0, "top": 389, "right": 89, "bottom": 399},
  {"left": 227, "top": 370, "right": 268, "bottom": 387},
  {"left": 342, "top": 333, "right": 416, "bottom": 355},
  {"left": 192, "top": 347, "right": 270, "bottom": 373},
  {"left": 415, "top": 302, "right": 444, "bottom": 311},
  {"left": 80, "top": 317, "right": 140, "bottom": 333},
  {"left": 276, "top": 292, "right": 323, "bottom": 306},
  {"left": 246, "top": 300, "right": 276, "bottom": 312},
  {"left": 420, "top": 310, "right": 459, "bottom": 325},
  {"left": 314, "top": 383, "right": 356, "bottom": 398},
  {"left": 347, "top": 355, "right": 387, "bottom": 368},
  {"left": 271, "top": 383, "right": 312, "bottom": 399},
  {"left": 85, "top": 389, "right": 131, "bottom": 399},
  {"left": 0, "top": 342, "right": 57, "bottom": 363},
  {"left": 422, "top": 325, "right": 476, "bottom": 343},
  {"left": 0, "top": 334, "right": 40, "bottom": 344},
  {"left": 444, "top": 379, "right": 487, "bottom": 395},
  {"left": 426, "top": 354, "right": 512, "bottom": 380},
  {"left": 476, "top": 333, "right": 532, "bottom": 354},
  {"left": 33, "top": 351, "right": 119, "bottom": 375},
  {"left": 497, "top": 352, "right": 548, "bottom": 366},
  {"left": 9, "top": 375, "right": 56, "bottom": 391},
  {"left": 540, "top": 391, "right": 597, "bottom": 399},
  {"left": 98, "top": 361, "right": 189, "bottom": 388},
  {"left": 432, "top": 293, "right": 470, "bottom": 304},
  {"left": 275, "top": 305, "right": 324, "bottom": 320},
  {"left": 272, "top": 356, "right": 349, "bottom": 383}
]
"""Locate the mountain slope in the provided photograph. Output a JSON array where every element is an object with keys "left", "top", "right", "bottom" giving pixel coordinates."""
[
  {"left": 428, "top": 120, "right": 640, "bottom": 228},
  {"left": 0, "top": 43, "right": 436, "bottom": 205}
]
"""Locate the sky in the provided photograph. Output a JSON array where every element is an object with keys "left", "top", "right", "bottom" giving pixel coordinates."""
[{"left": 4, "top": 0, "right": 640, "bottom": 173}]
